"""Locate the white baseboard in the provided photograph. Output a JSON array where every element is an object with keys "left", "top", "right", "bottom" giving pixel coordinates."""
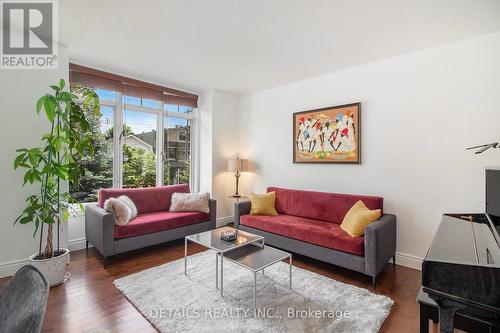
[
  {"left": 0, "top": 258, "right": 29, "bottom": 278},
  {"left": 395, "top": 252, "right": 423, "bottom": 270},
  {"left": 68, "top": 237, "right": 91, "bottom": 252},
  {"left": 216, "top": 216, "right": 234, "bottom": 227}
]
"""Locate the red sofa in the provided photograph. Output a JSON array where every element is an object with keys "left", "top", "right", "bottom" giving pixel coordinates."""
[
  {"left": 235, "top": 187, "right": 396, "bottom": 287},
  {"left": 85, "top": 184, "right": 216, "bottom": 266}
]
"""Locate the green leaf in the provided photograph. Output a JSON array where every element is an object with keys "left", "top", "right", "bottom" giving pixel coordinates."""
[
  {"left": 36, "top": 96, "right": 45, "bottom": 114},
  {"left": 23, "top": 171, "right": 31, "bottom": 185},
  {"left": 58, "top": 79, "right": 65, "bottom": 90},
  {"left": 13, "top": 153, "right": 26, "bottom": 169},
  {"left": 62, "top": 209, "right": 70, "bottom": 222},
  {"left": 33, "top": 217, "right": 40, "bottom": 237},
  {"left": 43, "top": 95, "right": 56, "bottom": 122},
  {"left": 53, "top": 136, "right": 62, "bottom": 151},
  {"left": 19, "top": 216, "right": 32, "bottom": 224},
  {"left": 50, "top": 85, "right": 60, "bottom": 92},
  {"left": 32, "top": 170, "right": 42, "bottom": 182},
  {"left": 58, "top": 91, "right": 72, "bottom": 103},
  {"left": 14, "top": 214, "right": 23, "bottom": 224},
  {"left": 28, "top": 151, "right": 39, "bottom": 166}
]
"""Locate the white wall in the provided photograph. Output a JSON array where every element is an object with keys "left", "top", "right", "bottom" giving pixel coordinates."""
[
  {"left": 236, "top": 32, "right": 500, "bottom": 269},
  {"left": 197, "top": 90, "right": 239, "bottom": 223},
  {"left": 197, "top": 90, "right": 214, "bottom": 194},
  {"left": 0, "top": 45, "right": 70, "bottom": 277},
  {"left": 211, "top": 91, "right": 239, "bottom": 222}
]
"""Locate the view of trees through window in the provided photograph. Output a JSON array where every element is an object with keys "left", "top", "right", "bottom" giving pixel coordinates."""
[
  {"left": 123, "top": 109, "right": 157, "bottom": 188},
  {"left": 69, "top": 85, "right": 193, "bottom": 202},
  {"left": 69, "top": 85, "right": 113, "bottom": 202}
]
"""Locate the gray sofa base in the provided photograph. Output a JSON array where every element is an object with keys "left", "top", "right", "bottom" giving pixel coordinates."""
[
  {"left": 87, "top": 221, "right": 213, "bottom": 266},
  {"left": 113, "top": 221, "right": 213, "bottom": 255},
  {"left": 234, "top": 201, "right": 396, "bottom": 288},
  {"left": 239, "top": 225, "right": 395, "bottom": 288},
  {"left": 85, "top": 199, "right": 217, "bottom": 266}
]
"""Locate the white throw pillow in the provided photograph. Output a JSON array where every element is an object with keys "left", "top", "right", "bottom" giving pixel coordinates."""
[
  {"left": 104, "top": 198, "right": 131, "bottom": 226},
  {"left": 117, "top": 195, "right": 138, "bottom": 220},
  {"left": 170, "top": 192, "right": 210, "bottom": 213}
]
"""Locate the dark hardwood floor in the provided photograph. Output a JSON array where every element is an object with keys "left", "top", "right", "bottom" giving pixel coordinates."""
[{"left": 0, "top": 240, "right": 433, "bottom": 333}]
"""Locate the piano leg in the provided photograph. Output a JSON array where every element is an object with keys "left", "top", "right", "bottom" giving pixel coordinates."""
[
  {"left": 428, "top": 296, "right": 466, "bottom": 333},
  {"left": 437, "top": 304, "right": 457, "bottom": 333},
  {"left": 393, "top": 255, "right": 396, "bottom": 267},
  {"left": 419, "top": 303, "right": 430, "bottom": 333}
]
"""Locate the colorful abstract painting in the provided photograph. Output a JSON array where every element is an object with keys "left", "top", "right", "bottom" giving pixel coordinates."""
[{"left": 293, "top": 103, "right": 361, "bottom": 163}]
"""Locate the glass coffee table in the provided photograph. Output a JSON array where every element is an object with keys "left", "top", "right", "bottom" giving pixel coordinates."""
[
  {"left": 185, "top": 227, "right": 264, "bottom": 296},
  {"left": 185, "top": 227, "right": 292, "bottom": 307}
]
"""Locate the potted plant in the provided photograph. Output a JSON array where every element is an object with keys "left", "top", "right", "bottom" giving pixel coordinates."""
[{"left": 14, "top": 79, "right": 99, "bottom": 286}]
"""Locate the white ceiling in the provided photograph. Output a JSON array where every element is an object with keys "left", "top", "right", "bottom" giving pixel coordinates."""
[{"left": 60, "top": 0, "right": 500, "bottom": 95}]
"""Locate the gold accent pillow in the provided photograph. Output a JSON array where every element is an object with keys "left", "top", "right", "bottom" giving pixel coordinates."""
[
  {"left": 250, "top": 192, "right": 278, "bottom": 216},
  {"left": 340, "top": 200, "right": 381, "bottom": 237}
]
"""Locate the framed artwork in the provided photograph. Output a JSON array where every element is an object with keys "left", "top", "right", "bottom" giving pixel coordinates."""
[{"left": 293, "top": 102, "right": 361, "bottom": 164}]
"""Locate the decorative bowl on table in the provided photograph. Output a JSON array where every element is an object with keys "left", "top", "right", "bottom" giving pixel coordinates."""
[{"left": 220, "top": 230, "right": 239, "bottom": 242}]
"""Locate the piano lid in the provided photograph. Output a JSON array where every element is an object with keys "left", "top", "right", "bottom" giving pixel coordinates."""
[{"left": 425, "top": 214, "right": 500, "bottom": 267}]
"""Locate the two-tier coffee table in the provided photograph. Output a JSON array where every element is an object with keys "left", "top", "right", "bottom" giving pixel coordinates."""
[
  {"left": 185, "top": 227, "right": 264, "bottom": 296},
  {"left": 184, "top": 227, "right": 292, "bottom": 307},
  {"left": 223, "top": 242, "right": 292, "bottom": 307}
]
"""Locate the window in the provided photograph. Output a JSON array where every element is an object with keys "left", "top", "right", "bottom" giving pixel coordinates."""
[
  {"left": 165, "top": 103, "right": 193, "bottom": 115},
  {"left": 95, "top": 89, "right": 117, "bottom": 101},
  {"left": 164, "top": 117, "right": 191, "bottom": 185},
  {"left": 122, "top": 108, "right": 158, "bottom": 188},
  {"left": 69, "top": 64, "right": 198, "bottom": 202},
  {"left": 69, "top": 86, "right": 114, "bottom": 202}
]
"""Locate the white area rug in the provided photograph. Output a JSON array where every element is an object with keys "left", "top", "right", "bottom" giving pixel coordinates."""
[{"left": 114, "top": 250, "right": 393, "bottom": 333}]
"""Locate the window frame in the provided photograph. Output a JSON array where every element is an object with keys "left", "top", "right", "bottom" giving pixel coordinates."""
[{"left": 77, "top": 89, "right": 195, "bottom": 201}]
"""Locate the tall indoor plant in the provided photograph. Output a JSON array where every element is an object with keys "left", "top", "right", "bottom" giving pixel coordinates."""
[{"left": 14, "top": 79, "right": 99, "bottom": 286}]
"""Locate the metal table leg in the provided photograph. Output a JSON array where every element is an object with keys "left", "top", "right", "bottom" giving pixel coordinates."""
[
  {"left": 220, "top": 252, "right": 224, "bottom": 296},
  {"left": 184, "top": 238, "right": 187, "bottom": 275},
  {"left": 289, "top": 255, "right": 292, "bottom": 289},
  {"left": 254, "top": 271, "right": 257, "bottom": 308}
]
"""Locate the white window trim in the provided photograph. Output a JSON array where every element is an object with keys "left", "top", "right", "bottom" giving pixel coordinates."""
[
  {"left": 75, "top": 93, "right": 196, "bottom": 202},
  {"left": 100, "top": 92, "right": 198, "bottom": 190}
]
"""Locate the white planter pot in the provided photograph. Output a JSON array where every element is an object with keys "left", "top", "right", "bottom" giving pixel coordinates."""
[{"left": 29, "top": 248, "right": 70, "bottom": 287}]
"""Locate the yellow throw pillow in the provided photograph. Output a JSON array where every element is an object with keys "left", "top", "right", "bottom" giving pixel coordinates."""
[
  {"left": 340, "top": 200, "right": 381, "bottom": 237},
  {"left": 250, "top": 192, "right": 278, "bottom": 216}
]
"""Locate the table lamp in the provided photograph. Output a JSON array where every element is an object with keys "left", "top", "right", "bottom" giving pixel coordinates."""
[{"left": 228, "top": 157, "right": 248, "bottom": 198}]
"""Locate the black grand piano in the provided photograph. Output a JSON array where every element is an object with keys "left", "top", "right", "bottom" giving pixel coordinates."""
[{"left": 422, "top": 168, "right": 500, "bottom": 333}]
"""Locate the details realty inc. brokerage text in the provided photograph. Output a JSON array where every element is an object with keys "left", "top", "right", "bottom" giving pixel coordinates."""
[{"left": 151, "top": 307, "right": 351, "bottom": 320}]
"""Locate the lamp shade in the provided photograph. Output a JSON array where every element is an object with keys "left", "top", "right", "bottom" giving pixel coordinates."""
[{"left": 228, "top": 158, "right": 248, "bottom": 172}]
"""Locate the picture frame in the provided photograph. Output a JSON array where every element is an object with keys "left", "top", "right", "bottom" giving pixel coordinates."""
[{"left": 293, "top": 102, "right": 361, "bottom": 164}]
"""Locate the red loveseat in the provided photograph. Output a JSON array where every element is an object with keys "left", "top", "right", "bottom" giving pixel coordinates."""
[
  {"left": 85, "top": 184, "right": 216, "bottom": 266},
  {"left": 235, "top": 187, "right": 396, "bottom": 287}
]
